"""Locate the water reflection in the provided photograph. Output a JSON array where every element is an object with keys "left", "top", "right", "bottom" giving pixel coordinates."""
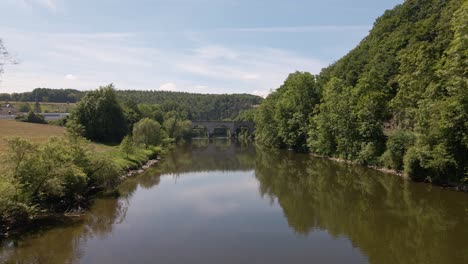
[
  {"left": 0, "top": 198, "right": 127, "bottom": 264},
  {"left": 254, "top": 148, "right": 468, "bottom": 264},
  {"left": 1, "top": 142, "right": 467, "bottom": 264},
  {"left": 160, "top": 139, "right": 255, "bottom": 174}
]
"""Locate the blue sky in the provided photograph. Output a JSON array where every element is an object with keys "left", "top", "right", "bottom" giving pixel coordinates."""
[{"left": 0, "top": 0, "right": 402, "bottom": 96}]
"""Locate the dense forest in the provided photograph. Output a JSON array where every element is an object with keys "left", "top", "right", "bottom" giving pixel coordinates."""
[
  {"left": 255, "top": 0, "right": 467, "bottom": 185},
  {"left": 0, "top": 88, "right": 262, "bottom": 121}
]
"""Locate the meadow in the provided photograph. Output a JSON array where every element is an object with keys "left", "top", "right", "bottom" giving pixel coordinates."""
[
  {"left": 0, "top": 101, "right": 76, "bottom": 114},
  {"left": 0, "top": 119, "right": 65, "bottom": 153},
  {"left": 0, "top": 119, "right": 156, "bottom": 170}
]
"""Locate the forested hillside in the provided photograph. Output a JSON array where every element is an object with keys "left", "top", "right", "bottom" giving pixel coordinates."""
[
  {"left": 255, "top": 0, "right": 467, "bottom": 184},
  {"left": 116, "top": 90, "right": 261, "bottom": 120},
  {"left": 1, "top": 88, "right": 262, "bottom": 120}
]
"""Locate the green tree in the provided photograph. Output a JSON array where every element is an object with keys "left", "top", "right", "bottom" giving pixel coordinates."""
[
  {"left": 133, "top": 118, "right": 164, "bottom": 147},
  {"left": 69, "top": 84, "right": 127, "bottom": 143},
  {"left": 120, "top": 135, "right": 134, "bottom": 158},
  {"left": 19, "top": 111, "right": 46, "bottom": 124},
  {"left": 255, "top": 0, "right": 467, "bottom": 184},
  {"left": 254, "top": 72, "right": 319, "bottom": 151}
]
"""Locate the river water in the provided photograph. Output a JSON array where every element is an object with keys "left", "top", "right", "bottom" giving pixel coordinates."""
[{"left": 1, "top": 139, "right": 467, "bottom": 264}]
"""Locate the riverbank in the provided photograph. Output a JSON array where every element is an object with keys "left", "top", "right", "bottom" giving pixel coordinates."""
[
  {"left": 0, "top": 119, "right": 170, "bottom": 239},
  {"left": 0, "top": 147, "right": 164, "bottom": 240},
  {"left": 309, "top": 153, "right": 468, "bottom": 192}
]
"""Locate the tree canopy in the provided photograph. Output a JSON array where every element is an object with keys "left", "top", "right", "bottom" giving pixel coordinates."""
[
  {"left": 255, "top": 0, "right": 467, "bottom": 184},
  {"left": 4, "top": 88, "right": 262, "bottom": 121},
  {"left": 69, "top": 84, "right": 128, "bottom": 143}
]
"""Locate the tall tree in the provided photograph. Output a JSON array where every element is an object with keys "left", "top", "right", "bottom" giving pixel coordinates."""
[{"left": 69, "top": 84, "right": 127, "bottom": 143}]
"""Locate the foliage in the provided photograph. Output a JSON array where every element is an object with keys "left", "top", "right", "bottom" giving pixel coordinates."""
[
  {"left": 17, "top": 102, "right": 31, "bottom": 112},
  {"left": 69, "top": 84, "right": 128, "bottom": 143},
  {"left": 254, "top": 72, "right": 320, "bottom": 151},
  {"left": 254, "top": 0, "right": 467, "bottom": 184},
  {"left": 5, "top": 88, "right": 83, "bottom": 103},
  {"left": 121, "top": 99, "right": 142, "bottom": 132},
  {"left": 381, "top": 130, "right": 415, "bottom": 170},
  {"left": 117, "top": 90, "right": 262, "bottom": 121},
  {"left": 133, "top": 118, "right": 164, "bottom": 147},
  {"left": 16, "top": 111, "right": 47, "bottom": 124},
  {"left": 120, "top": 135, "right": 134, "bottom": 158},
  {"left": 137, "top": 103, "right": 164, "bottom": 124},
  {"left": 6, "top": 89, "right": 262, "bottom": 121},
  {"left": 233, "top": 108, "right": 256, "bottom": 122},
  {"left": 0, "top": 135, "right": 125, "bottom": 232},
  {"left": 163, "top": 115, "right": 192, "bottom": 142}
]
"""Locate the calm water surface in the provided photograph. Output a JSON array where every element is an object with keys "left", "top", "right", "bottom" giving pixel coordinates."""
[{"left": 1, "top": 139, "right": 467, "bottom": 264}]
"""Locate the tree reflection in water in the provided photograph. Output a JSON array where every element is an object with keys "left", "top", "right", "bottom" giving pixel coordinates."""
[
  {"left": 1, "top": 142, "right": 467, "bottom": 264},
  {"left": 0, "top": 197, "right": 128, "bottom": 264},
  {"left": 254, "top": 149, "right": 468, "bottom": 264}
]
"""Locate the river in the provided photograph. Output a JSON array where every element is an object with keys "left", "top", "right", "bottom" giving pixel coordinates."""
[{"left": 1, "top": 139, "right": 467, "bottom": 264}]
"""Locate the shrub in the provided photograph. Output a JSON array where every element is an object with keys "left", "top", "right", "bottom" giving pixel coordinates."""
[
  {"left": 22, "top": 111, "right": 47, "bottom": 124},
  {"left": 87, "top": 157, "right": 122, "bottom": 190},
  {"left": 133, "top": 118, "right": 163, "bottom": 147},
  {"left": 357, "top": 142, "right": 378, "bottom": 165},
  {"left": 381, "top": 130, "right": 415, "bottom": 170},
  {"left": 120, "top": 135, "right": 134, "bottom": 158},
  {"left": 403, "top": 146, "right": 429, "bottom": 181}
]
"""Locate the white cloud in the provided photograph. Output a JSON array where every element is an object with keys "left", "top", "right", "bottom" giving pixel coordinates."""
[
  {"left": 65, "top": 74, "right": 77, "bottom": 80},
  {"left": 159, "top": 82, "right": 177, "bottom": 91},
  {"left": 176, "top": 45, "right": 325, "bottom": 95},
  {"left": 0, "top": 28, "right": 328, "bottom": 96}
]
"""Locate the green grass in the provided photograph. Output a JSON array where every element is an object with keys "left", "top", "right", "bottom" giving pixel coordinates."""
[
  {"left": 97, "top": 145, "right": 157, "bottom": 170},
  {"left": 0, "top": 101, "right": 76, "bottom": 114},
  {"left": 0, "top": 119, "right": 66, "bottom": 154},
  {"left": 0, "top": 120, "right": 160, "bottom": 171}
]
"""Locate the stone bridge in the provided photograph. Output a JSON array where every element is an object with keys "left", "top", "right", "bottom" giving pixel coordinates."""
[{"left": 191, "top": 121, "right": 254, "bottom": 138}]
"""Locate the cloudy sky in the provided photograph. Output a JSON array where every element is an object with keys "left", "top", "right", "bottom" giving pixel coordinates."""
[{"left": 0, "top": 0, "right": 402, "bottom": 96}]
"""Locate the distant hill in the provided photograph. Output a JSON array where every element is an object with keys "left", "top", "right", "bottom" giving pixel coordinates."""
[{"left": 0, "top": 88, "right": 263, "bottom": 121}]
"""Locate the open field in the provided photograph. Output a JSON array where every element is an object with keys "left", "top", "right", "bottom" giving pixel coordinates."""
[
  {"left": 0, "top": 119, "right": 65, "bottom": 153},
  {"left": 0, "top": 101, "right": 76, "bottom": 115},
  {"left": 0, "top": 119, "right": 157, "bottom": 170}
]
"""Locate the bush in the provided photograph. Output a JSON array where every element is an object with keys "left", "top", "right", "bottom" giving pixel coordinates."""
[
  {"left": 403, "top": 146, "right": 429, "bottom": 181},
  {"left": 120, "top": 135, "right": 134, "bottom": 158},
  {"left": 87, "top": 156, "right": 122, "bottom": 190},
  {"left": 357, "top": 142, "right": 378, "bottom": 165},
  {"left": 133, "top": 118, "right": 163, "bottom": 147},
  {"left": 22, "top": 111, "right": 47, "bottom": 124},
  {"left": 381, "top": 130, "right": 415, "bottom": 170},
  {"left": 1, "top": 136, "right": 122, "bottom": 213},
  {"left": 0, "top": 174, "right": 32, "bottom": 231}
]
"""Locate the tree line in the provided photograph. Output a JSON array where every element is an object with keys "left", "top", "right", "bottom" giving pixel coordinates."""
[
  {"left": 1, "top": 88, "right": 262, "bottom": 121},
  {"left": 254, "top": 0, "right": 467, "bottom": 185},
  {"left": 0, "top": 84, "right": 197, "bottom": 235}
]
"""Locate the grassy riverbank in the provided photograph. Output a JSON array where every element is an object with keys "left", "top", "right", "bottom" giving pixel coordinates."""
[
  {"left": 0, "top": 120, "right": 164, "bottom": 237},
  {"left": 0, "top": 119, "right": 158, "bottom": 170}
]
